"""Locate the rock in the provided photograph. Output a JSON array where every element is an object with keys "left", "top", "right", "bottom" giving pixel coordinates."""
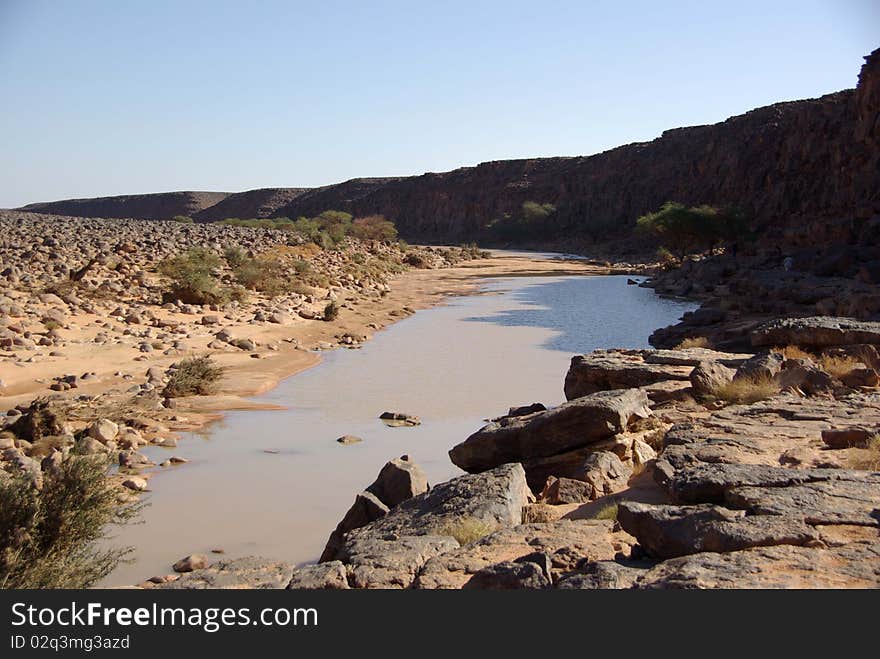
[
  {"left": 88, "top": 418, "right": 119, "bottom": 444},
  {"left": 752, "top": 316, "right": 880, "bottom": 348},
  {"left": 617, "top": 502, "right": 818, "bottom": 559},
  {"left": 449, "top": 389, "right": 651, "bottom": 474},
  {"left": 172, "top": 554, "right": 210, "bottom": 573},
  {"left": 379, "top": 411, "right": 421, "bottom": 427},
  {"left": 556, "top": 560, "right": 647, "bottom": 589},
  {"left": 287, "top": 562, "right": 349, "bottom": 589},
  {"left": 821, "top": 427, "right": 876, "bottom": 449},
  {"left": 564, "top": 350, "right": 690, "bottom": 399},
  {"left": 414, "top": 520, "right": 624, "bottom": 589},
  {"left": 634, "top": 542, "right": 880, "bottom": 589},
  {"left": 121, "top": 476, "right": 148, "bottom": 491},
  {"left": 332, "top": 464, "right": 531, "bottom": 587},
  {"left": 689, "top": 360, "right": 735, "bottom": 398},
  {"left": 643, "top": 348, "right": 753, "bottom": 367},
  {"left": 319, "top": 491, "right": 390, "bottom": 562},
  {"left": 539, "top": 476, "right": 592, "bottom": 504},
  {"left": 577, "top": 451, "right": 634, "bottom": 499},
  {"left": 504, "top": 403, "right": 547, "bottom": 418},
  {"left": 160, "top": 557, "right": 295, "bottom": 588},
  {"left": 461, "top": 561, "right": 551, "bottom": 589},
  {"left": 343, "top": 535, "right": 460, "bottom": 589},
  {"left": 734, "top": 352, "right": 785, "bottom": 381},
  {"left": 366, "top": 455, "right": 429, "bottom": 508},
  {"left": 336, "top": 434, "right": 363, "bottom": 445},
  {"left": 840, "top": 366, "right": 880, "bottom": 388},
  {"left": 776, "top": 359, "right": 838, "bottom": 395}
]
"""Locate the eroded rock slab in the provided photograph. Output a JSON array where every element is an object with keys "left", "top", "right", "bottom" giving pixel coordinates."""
[
  {"left": 564, "top": 350, "right": 691, "bottom": 400},
  {"left": 155, "top": 557, "right": 295, "bottom": 589},
  {"left": 752, "top": 316, "right": 880, "bottom": 348}
]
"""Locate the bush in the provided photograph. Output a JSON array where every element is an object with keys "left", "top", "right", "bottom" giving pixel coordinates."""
[
  {"left": 233, "top": 258, "right": 289, "bottom": 297},
  {"left": 171, "top": 215, "right": 194, "bottom": 223},
  {"left": 488, "top": 201, "right": 556, "bottom": 241},
  {"left": 163, "top": 356, "right": 224, "bottom": 397},
  {"left": 0, "top": 455, "right": 141, "bottom": 588},
  {"left": 590, "top": 502, "right": 619, "bottom": 521},
  {"left": 350, "top": 215, "right": 398, "bottom": 242},
  {"left": 846, "top": 435, "right": 880, "bottom": 470},
  {"left": 323, "top": 301, "right": 340, "bottom": 322},
  {"left": 816, "top": 355, "right": 862, "bottom": 379},
  {"left": 159, "top": 248, "right": 227, "bottom": 304},
  {"left": 404, "top": 253, "right": 429, "bottom": 268},
  {"left": 223, "top": 246, "right": 247, "bottom": 268}
]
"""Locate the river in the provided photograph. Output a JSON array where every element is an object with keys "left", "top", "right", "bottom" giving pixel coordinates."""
[{"left": 105, "top": 268, "right": 697, "bottom": 586}]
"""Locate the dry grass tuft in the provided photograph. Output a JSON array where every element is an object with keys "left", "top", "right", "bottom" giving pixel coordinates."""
[
  {"left": 522, "top": 504, "right": 560, "bottom": 524},
  {"left": 712, "top": 375, "right": 781, "bottom": 405},
  {"left": 590, "top": 502, "right": 619, "bottom": 521},
  {"left": 816, "top": 355, "right": 861, "bottom": 379},
  {"left": 773, "top": 345, "right": 813, "bottom": 361},
  {"left": 437, "top": 517, "right": 498, "bottom": 546},
  {"left": 674, "top": 336, "right": 712, "bottom": 350},
  {"left": 845, "top": 435, "right": 880, "bottom": 471},
  {"left": 162, "top": 356, "right": 224, "bottom": 398}
]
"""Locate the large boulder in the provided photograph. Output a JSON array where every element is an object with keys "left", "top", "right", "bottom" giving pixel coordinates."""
[
  {"left": 563, "top": 350, "right": 690, "bottom": 400},
  {"left": 752, "top": 316, "right": 880, "bottom": 348},
  {"left": 366, "top": 455, "right": 429, "bottom": 507},
  {"left": 158, "top": 557, "right": 295, "bottom": 589},
  {"left": 689, "top": 360, "right": 735, "bottom": 398},
  {"left": 449, "top": 389, "right": 651, "bottom": 474},
  {"left": 331, "top": 464, "right": 531, "bottom": 588},
  {"left": 319, "top": 491, "right": 389, "bottom": 562}
]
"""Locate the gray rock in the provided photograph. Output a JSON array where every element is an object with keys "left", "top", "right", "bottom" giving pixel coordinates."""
[
  {"left": 159, "top": 557, "right": 295, "bottom": 589},
  {"left": 319, "top": 491, "right": 390, "bottom": 562},
  {"left": 172, "top": 553, "right": 209, "bottom": 573},
  {"left": 449, "top": 389, "right": 651, "bottom": 473},
  {"left": 462, "top": 561, "right": 551, "bottom": 589},
  {"left": 287, "top": 562, "right": 349, "bottom": 590},
  {"left": 343, "top": 535, "right": 460, "bottom": 589},
  {"left": 689, "top": 360, "right": 735, "bottom": 398},
  {"left": 564, "top": 350, "right": 690, "bottom": 399},
  {"left": 365, "top": 455, "right": 429, "bottom": 508},
  {"left": 617, "top": 502, "right": 819, "bottom": 559},
  {"left": 734, "top": 352, "right": 785, "bottom": 381},
  {"left": 751, "top": 316, "right": 880, "bottom": 348},
  {"left": 556, "top": 560, "right": 648, "bottom": 589}
]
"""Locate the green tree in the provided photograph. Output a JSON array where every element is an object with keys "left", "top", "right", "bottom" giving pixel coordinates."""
[{"left": 636, "top": 202, "right": 747, "bottom": 259}]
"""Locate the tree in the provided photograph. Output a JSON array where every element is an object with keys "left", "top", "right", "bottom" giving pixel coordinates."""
[
  {"left": 350, "top": 215, "right": 398, "bottom": 242},
  {"left": 636, "top": 202, "right": 747, "bottom": 259}
]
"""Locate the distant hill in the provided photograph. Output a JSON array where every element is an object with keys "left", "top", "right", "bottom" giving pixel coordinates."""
[
  {"left": 16, "top": 48, "right": 879, "bottom": 250},
  {"left": 20, "top": 191, "right": 230, "bottom": 220}
]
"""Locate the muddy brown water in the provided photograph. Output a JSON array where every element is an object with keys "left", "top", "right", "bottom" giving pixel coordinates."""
[{"left": 104, "top": 270, "right": 697, "bottom": 586}]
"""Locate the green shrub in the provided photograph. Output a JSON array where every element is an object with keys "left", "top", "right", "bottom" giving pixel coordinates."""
[
  {"left": 158, "top": 248, "right": 226, "bottom": 304},
  {"left": 163, "top": 355, "right": 224, "bottom": 397},
  {"left": 0, "top": 455, "right": 141, "bottom": 588},
  {"left": 350, "top": 215, "right": 398, "bottom": 242},
  {"left": 233, "top": 258, "right": 289, "bottom": 297},
  {"left": 171, "top": 215, "right": 194, "bottom": 223},
  {"left": 404, "top": 253, "right": 429, "bottom": 268},
  {"left": 223, "top": 246, "right": 247, "bottom": 268},
  {"left": 323, "top": 301, "right": 340, "bottom": 322},
  {"left": 437, "top": 517, "right": 498, "bottom": 545}
]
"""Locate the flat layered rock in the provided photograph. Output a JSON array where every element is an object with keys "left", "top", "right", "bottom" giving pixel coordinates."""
[
  {"left": 414, "top": 520, "right": 623, "bottom": 589},
  {"left": 752, "top": 316, "right": 880, "bottom": 348},
  {"left": 564, "top": 351, "right": 691, "bottom": 400},
  {"left": 449, "top": 389, "right": 651, "bottom": 473},
  {"left": 617, "top": 502, "right": 818, "bottom": 559},
  {"left": 287, "top": 562, "right": 350, "bottom": 590},
  {"left": 155, "top": 557, "right": 295, "bottom": 589},
  {"left": 634, "top": 542, "right": 880, "bottom": 589},
  {"left": 643, "top": 348, "right": 753, "bottom": 367},
  {"left": 343, "top": 535, "right": 459, "bottom": 589}
]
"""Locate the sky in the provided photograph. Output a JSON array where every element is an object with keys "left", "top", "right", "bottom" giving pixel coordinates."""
[{"left": 0, "top": 0, "right": 878, "bottom": 208}]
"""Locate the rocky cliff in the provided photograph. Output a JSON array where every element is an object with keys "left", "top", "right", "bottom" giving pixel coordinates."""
[{"left": 15, "top": 50, "right": 879, "bottom": 247}]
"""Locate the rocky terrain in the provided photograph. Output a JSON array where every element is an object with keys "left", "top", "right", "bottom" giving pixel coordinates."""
[
  {"left": 0, "top": 209, "right": 492, "bottom": 501},
  {"left": 142, "top": 316, "right": 880, "bottom": 589},
  {"left": 17, "top": 50, "right": 878, "bottom": 254}
]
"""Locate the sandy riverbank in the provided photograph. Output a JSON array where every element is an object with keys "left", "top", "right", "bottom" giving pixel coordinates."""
[{"left": 0, "top": 252, "right": 616, "bottom": 437}]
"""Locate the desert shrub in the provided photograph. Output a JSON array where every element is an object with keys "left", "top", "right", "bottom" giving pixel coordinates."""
[
  {"left": 323, "top": 301, "right": 340, "bottom": 322},
  {"left": 398, "top": 239, "right": 410, "bottom": 252},
  {"left": 8, "top": 399, "right": 67, "bottom": 442},
  {"left": 711, "top": 375, "right": 780, "bottom": 405},
  {"left": 292, "top": 259, "right": 312, "bottom": 275},
  {"left": 42, "top": 320, "right": 62, "bottom": 331},
  {"left": 233, "top": 258, "right": 289, "bottom": 297},
  {"left": 674, "top": 336, "right": 712, "bottom": 349},
  {"left": 521, "top": 504, "right": 559, "bottom": 523},
  {"left": 223, "top": 246, "right": 248, "bottom": 268},
  {"left": 159, "top": 248, "right": 226, "bottom": 304},
  {"left": 350, "top": 215, "right": 398, "bottom": 242},
  {"left": 437, "top": 517, "right": 498, "bottom": 546},
  {"left": 656, "top": 246, "right": 678, "bottom": 266},
  {"left": 0, "top": 455, "right": 141, "bottom": 588},
  {"left": 171, "top": 215, "right": 194, "bottom": 223},
  {"left": 488, "top": 201, "right": 556, "bottom": 241},
  {"left": 162, "top": 356, "right": 224, "bottom": 398},
  {"left": 773, "top": 345, "right": 813, "bottom": 361}
]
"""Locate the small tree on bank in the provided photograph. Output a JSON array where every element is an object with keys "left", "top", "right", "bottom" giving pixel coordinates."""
[{"left": 636, "top": 201, "right": 747, "bottom": 260}]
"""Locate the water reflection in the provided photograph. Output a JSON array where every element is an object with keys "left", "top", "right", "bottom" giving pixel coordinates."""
[{"left": 464, "top": 275, "right": 689, "bottom": 353}]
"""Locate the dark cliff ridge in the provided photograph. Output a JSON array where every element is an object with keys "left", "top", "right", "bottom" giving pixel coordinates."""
[{"left": 15, "top": 49, "right": 879, "bottom": 246}]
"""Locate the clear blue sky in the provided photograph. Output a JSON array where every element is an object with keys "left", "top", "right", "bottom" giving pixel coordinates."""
[{"left": 1, "top": 0, "right": 878, "bottom": 208}]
